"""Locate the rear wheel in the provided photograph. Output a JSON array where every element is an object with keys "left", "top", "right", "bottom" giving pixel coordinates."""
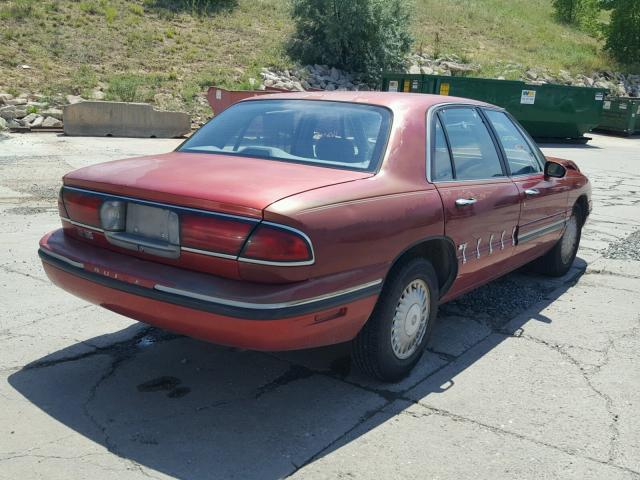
[
  {"left": 352, "top": 258, "right": 439, "bottom": 382},
  {"left": 531, "top": 205, "right": 582, "bottom": 277}
]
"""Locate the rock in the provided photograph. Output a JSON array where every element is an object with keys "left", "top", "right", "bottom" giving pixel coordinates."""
[
  {"left": 27, "top": 101, "right": 47, "bottom": 109},
  {"left": 42, "top": 116, "right": 63, "bottom": 128},
  {"left": 330, "top": 67, "right": 341, "bottom": 81},
  {"left": 0, "top": 93, "right": 14, "bottom": 103},
  {"left": 21, "top": 113, "right": 38, "bottom": 124},
  {"left": 41, "top": 108, "right": 63, "bottom": 120},
  {"left": 5, "top": 98, "right": 27, "bottom": 106},
  {"left": 0, "top": 106, "right": 17, "bottom": 120},
  {"left": 325, "top": 83, "right": 336, "bottom": 91},
  {"left": 66, "top": 95, "right": 85, "bottom": 105},
  {"left": 7, "top": 119, "right": 21, "bottom": 129},
  {"left": 0, "top": 117, "right": 7, "bottom": 131},
  {"left": 525, "top": 69, "right": 539, "bottom": 81},
  {"left": 30, "top": 115, "right": 44, "bottom": 128},
  {"left": 14, "top": 107, "right": 28, "bottom": 119},
  {"left": 292, "top": 81, "right": 304, "bottom": 92},
  {"left": 421, "top": 66, "right": 435, "bottom": 75},
  {"left": 17, "top": 64, "right": 32, "bottom": 69},
  {"left": 409, "top": 64, "right": 421, "bottom": 74},
  {"left": 441, "top": 61, "right": 479, "bottom": 74},
  {"left": 90, "top": 89, "right": 105, "bottom": 100}
]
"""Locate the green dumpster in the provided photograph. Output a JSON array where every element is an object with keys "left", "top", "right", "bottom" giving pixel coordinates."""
[
  {"left": 382, "top": 73, "right": 608, "bottom": 142},
  {"left": 596, "top": 97, "right": 640, "bottom": 136}
]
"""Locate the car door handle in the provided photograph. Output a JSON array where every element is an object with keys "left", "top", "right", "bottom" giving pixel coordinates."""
[
  {"left": 455, "top": 198, "right": 477, "bottom": 207},
  {"left": 525, "top": 189, "right": 540, "bottom": 196}
]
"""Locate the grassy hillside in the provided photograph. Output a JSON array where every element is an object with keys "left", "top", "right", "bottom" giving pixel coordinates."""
[
  {"left": 0, "top": 0, "right": 630, "bottom": 118},
  {"left": 413, "top": 0, "right": 614, "bottom": 78}
]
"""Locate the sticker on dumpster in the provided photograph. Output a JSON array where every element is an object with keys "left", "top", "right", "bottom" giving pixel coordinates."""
[
  {"left": 440, "top": 83, "right": 450, "bottom": 96},
  {"left": 388, "top": 80, "right": 399, "bottom": 92},
  {"left": 403, "top": 80, "right": 411, "bottom": 93},
  {"left": 620, "top": 103, "right": 628, "bottom": 110},
  {"left": 595, "top": 93, "right": 604, "bottom": 101},
  {"left": 520, "top": 90, "right": 536, "bottom": 105},
  {"left": 604, "top": 101, "right": 611, "bottom": 110},
  {"left": 637, "top": 105, "right": 640, "bottom": 115},
  {"left": 216, "top": 90, "right": 222, "bottom": 100},
  {"left": 412, "top": 79, "right": 419, "bottom": 91}
]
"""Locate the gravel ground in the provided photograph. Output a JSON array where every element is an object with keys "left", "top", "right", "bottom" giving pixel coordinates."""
[{"left": 603, "top": 229, "right": 640, "bottom": 261}]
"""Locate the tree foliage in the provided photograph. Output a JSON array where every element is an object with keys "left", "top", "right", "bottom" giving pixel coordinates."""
[
  {"left": 602, "top": 0, "right": 640, "bottom": 64},
  {"left": 288, "top": 0, "right": 413, "bottom": 83}
]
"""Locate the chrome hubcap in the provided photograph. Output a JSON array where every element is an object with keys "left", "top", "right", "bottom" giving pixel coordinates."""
[
  {"left": 391, "top": 279, "right": 430, "bottom": 360},
  {"left": 561, "top": 214, "right": 579, "bottom": 264}
]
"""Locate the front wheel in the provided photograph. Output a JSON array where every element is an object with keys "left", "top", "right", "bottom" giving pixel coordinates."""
[
  {"left": 531, "top": 205, "right": 583, "bottom": 277},
  {"left": 351, "top": 258, "right": 439, "bottom": 382}
]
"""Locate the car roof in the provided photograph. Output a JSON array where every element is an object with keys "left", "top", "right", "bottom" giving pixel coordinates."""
[{"left": 239, "top": 91, "right": 495, "bottom": 111}]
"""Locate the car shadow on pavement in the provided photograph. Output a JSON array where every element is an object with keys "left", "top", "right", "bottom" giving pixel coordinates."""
[{"left": 8, "top": 260, "right": 586, "bottom": 479}]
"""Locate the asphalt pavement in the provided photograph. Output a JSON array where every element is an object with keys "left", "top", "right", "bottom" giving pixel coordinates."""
[{"left": 0, "top": 131, "right": 638, "bottom": 479}]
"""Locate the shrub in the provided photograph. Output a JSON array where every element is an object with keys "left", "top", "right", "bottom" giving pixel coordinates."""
[
  {"left": 0, "top": 0, "right": 38, "bottom": 20},
  {"left": 142, "top": 0, "right": 237, "bottom": 15},
  {"left": 79, "top": 1, "right": 100, "bottom": 15},
  {"left": 552, "top": 0, "right": 600, "bottom": 33},
  {"left": 128, "top": 3, "right": 145, "bottom": 16},
  {"left": 71, "top": 65, "right": 98, "bottom": 95},
  {"left": 103, "top": 5, "right": 118, "bottom": 24},
  {"left": 106, "top": 74, "right": 144, "bottom": 102},
  {"left": 288, "top": 0, "right": 413, "bottom": 83},
  {"left": 603, "top": 0, "right": 640, "bottom": 64}
]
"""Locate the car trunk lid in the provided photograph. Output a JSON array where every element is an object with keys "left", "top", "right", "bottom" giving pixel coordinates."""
[{"left": 63, "top": 151, "right": 373, "bottom": 218}]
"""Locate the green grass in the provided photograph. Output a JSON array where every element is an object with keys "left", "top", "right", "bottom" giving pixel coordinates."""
[{"left": 0, "top": 0, "right": 633, "bottom": 120}]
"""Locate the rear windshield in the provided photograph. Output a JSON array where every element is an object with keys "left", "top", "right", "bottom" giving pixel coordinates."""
[{"left": 179, "top": 100, "right": 392, "bottom": 171}]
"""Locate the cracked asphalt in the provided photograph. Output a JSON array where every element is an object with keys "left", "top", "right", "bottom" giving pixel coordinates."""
[{"left": 1, "top": 131, "right": 639, "bottom": 479}]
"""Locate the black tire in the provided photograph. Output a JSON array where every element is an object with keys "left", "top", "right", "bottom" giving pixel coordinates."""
[
  {"left": 351, "top": 258, "right": 439, "bottom": 382},
  {"left": 530, "top": 204, "right": 583, "bottom": 277}
]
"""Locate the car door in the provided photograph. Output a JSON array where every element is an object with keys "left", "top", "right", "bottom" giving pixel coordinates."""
[
  {"left": 482, "top": 109, "right": 570, "bottom": 264},
  {"left": 430, "top": 106, "right": 521, "bottom": 300}
]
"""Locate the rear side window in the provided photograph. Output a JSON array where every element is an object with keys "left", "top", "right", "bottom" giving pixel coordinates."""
[
  {"left": 484, "top": 110, "right": 542, "bottom": 175},
  {"left": 179, "top": 100, "right": 391, "bottom": 171},
  {"left": 438, "top": 108, "right": 504, "bottom": 181},
  {"left": 433, "top": 117, "right": 453, "bottom": 181}
]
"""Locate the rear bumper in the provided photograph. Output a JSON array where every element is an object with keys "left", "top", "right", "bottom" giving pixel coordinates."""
[{"left": 39, "top": 229, "right": 381, "bottom": 350}]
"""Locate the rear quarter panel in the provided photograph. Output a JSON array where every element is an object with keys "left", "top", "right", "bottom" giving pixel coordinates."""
[{"left": 240, "top": 176, "right": 444, "bottom": 283}]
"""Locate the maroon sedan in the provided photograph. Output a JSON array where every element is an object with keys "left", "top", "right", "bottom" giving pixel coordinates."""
[{"left": 39, "top": 92, "right": 591, "bottom": 381}]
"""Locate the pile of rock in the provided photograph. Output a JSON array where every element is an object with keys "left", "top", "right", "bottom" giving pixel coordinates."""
[
  {"left": 407, "top": 53, "right": 480, "bottom": 76},
  {"left": 523, "top": 68, "right": 640, "bottom": 97},
  {"left": 408, "top": 55, "right": 639, "bottom": 97},
  {"left": 260, "top": 65, "right": 372, "bottom": 92},
  {"left": 0, "top": 92, "right": 70, "bottom": 132}
]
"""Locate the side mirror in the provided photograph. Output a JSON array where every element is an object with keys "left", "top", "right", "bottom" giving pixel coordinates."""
[{"left": 544, "top": 161, "right": 566, "bottom": 179}]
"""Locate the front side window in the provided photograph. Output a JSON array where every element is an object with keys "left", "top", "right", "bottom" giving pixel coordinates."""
[
  {"left": 179, "top": 100, "right": 391, "bottom": 171},
  {"left": 438, "top": 108, "right": 504, "bottom": 181},
  {"left": 484, "top": 110, "right": 542, "bottom": 175}
]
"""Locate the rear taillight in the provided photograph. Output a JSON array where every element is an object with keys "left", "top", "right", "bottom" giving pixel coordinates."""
[
  {"left": 241, "top": 224, "right": 313, "bottom": 264},
  {"left": 181, "top": 214, "right": 254, "bottom": 255},
  {"left": 62, "top": 190, "right": 102, "bottom": 227}
]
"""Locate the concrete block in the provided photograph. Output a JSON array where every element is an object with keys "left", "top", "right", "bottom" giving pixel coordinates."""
[{"left": 63, "top": 101, "right": 190, "bottom": 138}]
